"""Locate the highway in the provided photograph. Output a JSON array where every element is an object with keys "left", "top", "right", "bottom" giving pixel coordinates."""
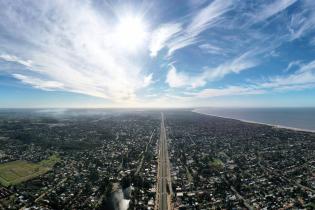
[{"left": 156, "top": 112, "right": 171, "bottom": 210}]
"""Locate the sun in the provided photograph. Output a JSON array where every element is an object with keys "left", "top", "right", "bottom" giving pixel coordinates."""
[{"left": 114, "top": 15, "right": 148, "bottom": 52}]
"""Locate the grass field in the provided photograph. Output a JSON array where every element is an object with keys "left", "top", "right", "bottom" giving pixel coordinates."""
[
  {"left": 39, "top": 154, "right": 60, "bottom": 168},
  {"left": 0, "top": 154, "right": 60, "bottom": 187}
]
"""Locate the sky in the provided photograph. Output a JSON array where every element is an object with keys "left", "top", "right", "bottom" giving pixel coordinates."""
[{"left": 0, "top": 0, "right": 315, "bottom": 108}]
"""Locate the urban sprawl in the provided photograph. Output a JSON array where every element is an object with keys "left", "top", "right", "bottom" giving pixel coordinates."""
[{"left": 0, "top": 109, "right": 315, "bottom": 209}]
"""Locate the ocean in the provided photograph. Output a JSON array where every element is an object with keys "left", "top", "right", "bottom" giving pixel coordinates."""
[{"left": 193, "top": 107, "right": 315, "bottom": 132}]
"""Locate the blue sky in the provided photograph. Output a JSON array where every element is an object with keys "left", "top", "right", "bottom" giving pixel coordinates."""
[{"left": 0, "top": 0, "right": 315, "bottom": 108}]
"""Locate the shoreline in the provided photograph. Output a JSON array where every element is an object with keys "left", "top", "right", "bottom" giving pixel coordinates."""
[{"left": 192, "top": 110, "right": 315, "bottom": 134}]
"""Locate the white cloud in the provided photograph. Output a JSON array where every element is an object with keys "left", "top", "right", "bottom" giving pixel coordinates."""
[
  {"left": 299, "top": 60, "right": 315, "bottom": 72},
  {"left": 284, "top": 60, "right": 301, "bottom": 72},
  {"left": 0, "top": 54, "right": 32, "bottom": 67},
  {"left": 255, "top": 0, "right": 297, "bottom": 23},
  {"left": 198, "top": 43, "right": 226, "bottom": 55},
  {"left": 261, "top": 72, "right": 315, "bottom": 89},
  {"left": 165, "top": 52, "right": 257, "bottom": 89},
  {"left": 185, "top": 0, "right": 233, "bottom": 36},
  {"left": 151, "top": 0, "right": 303, "bottom": 58},
  {"left": 143, "top": 73, "right": 153, "bottom": 87},
  {"left": 288, "top": 5, "right": 315, "bottom": 40},
  {"left": 167, "top": 36, "right": 197, "bottom": 56},
  {"left": 150, "top": 0, "right": 234, "bottom": 57},
  {"left": 202, "top": 52, "right": 257, "bottom": 81},
  {"left": 167, "top": 0, "right": 233, "bottom": 55},
  {"left": 166, "top": 66, "right": 190, "bottom": 88},
  {"left": 187, "top": 59, "right": 315, "bottom": 98},
  {"left": 149, "top": 23, "right": 182, "bottom": 57},
  {"left": 0, "top": 1, "right": 152, "bottom": 102},
  {"left": 261, "top": 60, "right": 315, "bottom": 89},
  {"left": 1, "top": 0, "right": 315, "bottom": 107},
  {"left": 12, "top": 74, "right": 64, "bottom": 91}
]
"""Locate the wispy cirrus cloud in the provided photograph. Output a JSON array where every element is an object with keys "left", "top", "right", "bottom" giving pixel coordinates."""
[
  {"left": 166, "top": 52, "right": 257, "bottom": 88},
  {"left": 12, "top": 74, "right": 64, "bottom": 91},
  {"left": 283, "top": 60, "right": 301, "bottom": 72},
  {"left": 150, "top": 0, "right": 299, "bottom": 58},
  {"left": 1, "top": 0, "right": 315, "bottom": 107},
  {"left": 201, "top": 52, "right": 258, "bottom": 81},
  {"left": 0, "top": 54, "right": 32, "bottom": 67},
  {"left": 260, "top": 60, "right": 315, "bottom": 89},
  {"left": 198, "top": 43, "right": 226, "bottom": 55},
  {"left": 167, "top": 0, "right": 234, "bottom": 55},
  {"left": 162, "top": 0, "right": 315, "bottom": 94},
  {"left": 283, "top": 0, "right": 315, "bottom": 41},
  {"left": 0, "top": 0, "right": 152, "bottom": 102},
  {"left": 185, "top": 0, "right": 233, "bottom": 36},
  {"left": 254, "top": 0, "right": 297, "bottom": 23},
  {"left": 186, "top": 59, "right": 315, "bottom": 98},
  {"left": 150, "top": 0, "right": 234, "bottom": 57},
  {"left": 149, "top": 23, "right": 182, "bottom": 57}
]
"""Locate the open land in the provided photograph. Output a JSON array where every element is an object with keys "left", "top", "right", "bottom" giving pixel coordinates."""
[{"left": 0, "top": 155, "right": 60, "bottom": 187}]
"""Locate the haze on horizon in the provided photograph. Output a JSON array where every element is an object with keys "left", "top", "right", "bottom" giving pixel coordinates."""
[{"left": 0, "top": 0, "right": 315, "bottom": 108}]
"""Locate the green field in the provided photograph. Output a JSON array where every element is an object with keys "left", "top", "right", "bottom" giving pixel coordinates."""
[
  {"left": 0, "top": 155, "right": 60, "bottom": 187},
  {"left": 39, "top": 154, "right": 60, "bottom": 168}
]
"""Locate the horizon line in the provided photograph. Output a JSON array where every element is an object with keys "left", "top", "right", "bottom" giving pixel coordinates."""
[{"left": 0, "top": 106, "right": 315, "bottom": 109}]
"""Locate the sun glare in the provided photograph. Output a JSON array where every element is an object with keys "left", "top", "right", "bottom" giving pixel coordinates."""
[{"left": 114, "top": 15, "right": 148, "bottom": 52}]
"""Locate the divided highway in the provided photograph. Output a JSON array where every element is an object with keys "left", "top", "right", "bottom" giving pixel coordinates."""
[{"left": 156, "top": 113, "right": 171, "bottom": 210}]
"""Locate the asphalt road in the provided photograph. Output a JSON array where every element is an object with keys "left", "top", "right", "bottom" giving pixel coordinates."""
[{"left": 157, "top": 112, "right": 169, "bottom": 210}]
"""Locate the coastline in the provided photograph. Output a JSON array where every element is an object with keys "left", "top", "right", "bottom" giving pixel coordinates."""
[{"left": 192, "top": 110, "right": 315, "bottom": 134}]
